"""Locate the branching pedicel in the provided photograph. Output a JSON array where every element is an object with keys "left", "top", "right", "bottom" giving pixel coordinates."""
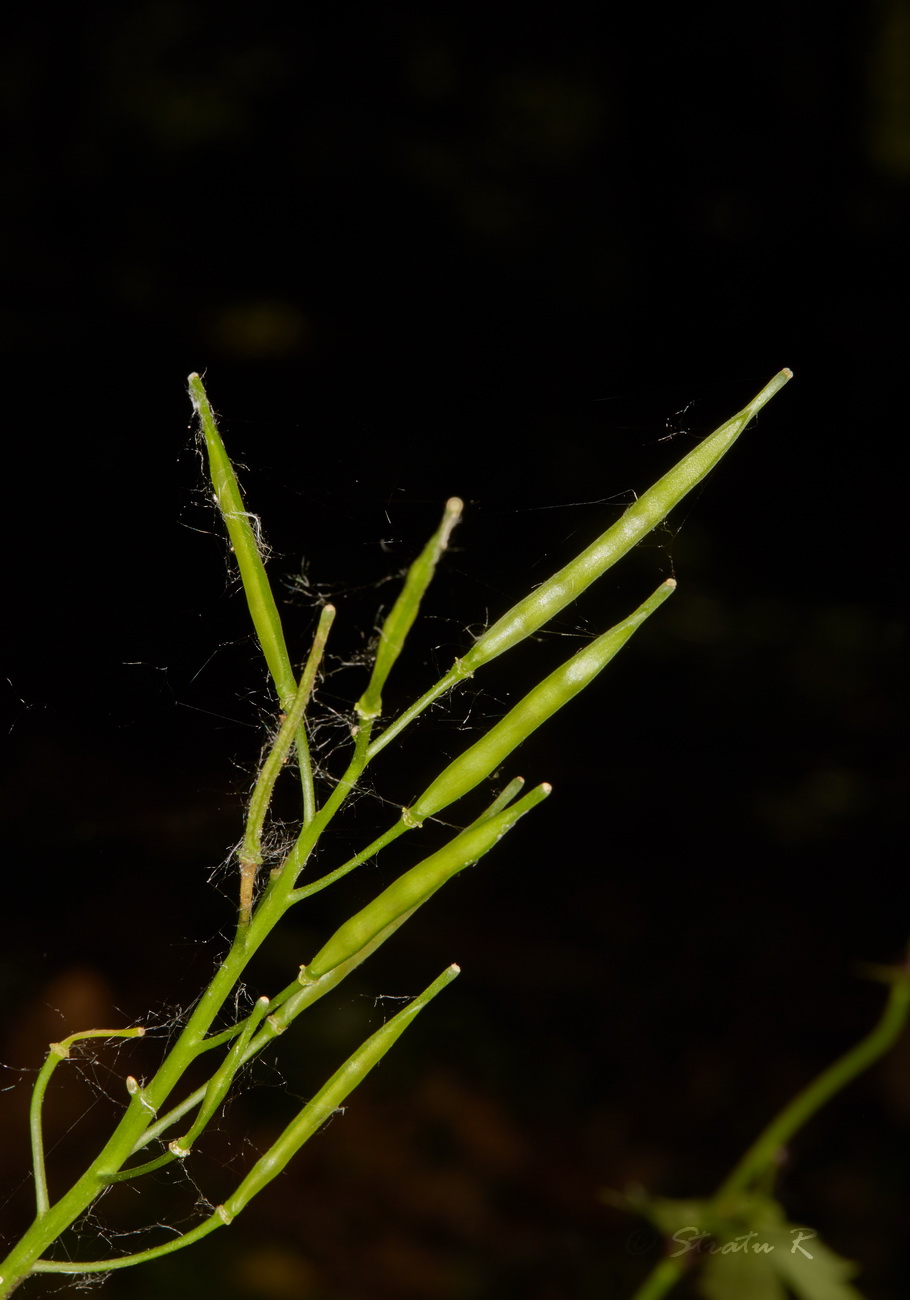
[{"left": 0, "top": 370, "right": 796, "bottom": 1295}]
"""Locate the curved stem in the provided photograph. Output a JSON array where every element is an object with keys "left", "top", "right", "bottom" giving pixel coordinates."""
[
  {"left": 713, "top": 959, "right": 910, "bottom": 1210},
  {"left": 628, "top": 956, "right": 910, "bottom": 1300},
  {"left": 29, "top": 1028, "right": 145, "bottom": 1216}
]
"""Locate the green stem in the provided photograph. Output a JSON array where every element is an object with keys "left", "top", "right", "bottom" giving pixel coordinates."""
[
  {"left": 712, "top": 960, "right": 910, "bottom": 1210},
  {"left": 366, "top": 661, "right": 469, "bottom": 761},
  {"left": 28, "top": 1049, "right": 64, "bottom": 1217},
  {"left": 129, "top": 780, "right": 531, "bottom": 1163},
  {"left": 22, "top": 967, "right": 459, "bottom": 1284},
  {"left": 101, "top": 1151, "right": 178, "bottom": 1183},
  {"left": 29, "top": 1215, "right": 225, "bottom": 1275},
  {"left": 0, "top": 923, "right": 280, "bottom": 1293},
  {"left": 293, "top": 751, "right": 526, "bottom": 908},
  {"left": 29, "top": 1028, "right": 145, "bottom": 1216},
  {"left": 628, "top": 958, "right": 910, "bottom": 1300},
  {"left": 290, "top": 817, "right": 410, "bottom": 903},
  {"left": 294, "top": 774, "right": 529, "bottom": 906}
]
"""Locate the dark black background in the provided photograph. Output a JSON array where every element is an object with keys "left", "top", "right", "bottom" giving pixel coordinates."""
[{"left": 1, "top": 5, "right": 907, "bottom": 1298}]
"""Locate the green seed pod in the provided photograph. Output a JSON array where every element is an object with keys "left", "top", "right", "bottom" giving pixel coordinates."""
[
  {"left": 225, "top": 964, "right": 460, "bottom": 1219},
  {"left": 408, "top": 579, "right": 675, "bottom": 824},
  {"left": 357, "top": 498, "right": 463, "bottom": 721},
  {"left": 303, "top": 783, "right": 550, "bottom": 981},
  {"left": 189, "top": 372, "right": 297, "bottom": 709},
  {"left": 461, "top": 370, "right": 791, "bottom": 672}
]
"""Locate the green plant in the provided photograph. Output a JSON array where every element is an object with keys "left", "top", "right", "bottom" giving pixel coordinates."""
[
  {"left": 0, "top": 369, "right": 793, "bottom": 1295},
  {"left": 609, "top": 954, "right": 910, "bottom": 1300}
]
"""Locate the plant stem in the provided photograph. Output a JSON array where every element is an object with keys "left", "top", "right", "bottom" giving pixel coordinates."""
[
  {"left": 0, "top": 927, "right": 277, "bottom": 1294},
  {"left": 13, "top": 968, "right": 458, "bottom": 1286},
  {"left": 627, "top": 956, "right": 910, "bottom": 1300},
  {"left": 712, "top": 958, "right": 910, "bottom": 1210}
]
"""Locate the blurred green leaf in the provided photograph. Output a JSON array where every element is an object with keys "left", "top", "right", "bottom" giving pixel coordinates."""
[{"left": 620, "top": 1189, "right": 865, "bottom": 1300}]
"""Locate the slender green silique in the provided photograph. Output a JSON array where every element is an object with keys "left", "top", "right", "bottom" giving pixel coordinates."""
[
  {"left": 188, "top": 373, "right": 297, "bottom": 707},
  {"left": 0, "top": 370, "right": 795, "bottom": 1296},
  {"left": 461, "top": 369, "right": 791, "bottom": 672},
  {"left": 357, "top": 496, "right": 463, "bottom": 720},
  {"left": 303, "top": 782, "right": 551, "bottom": 981},
  {"left": 222, "top": 963, "right": 460, "bottom": 1218}
]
